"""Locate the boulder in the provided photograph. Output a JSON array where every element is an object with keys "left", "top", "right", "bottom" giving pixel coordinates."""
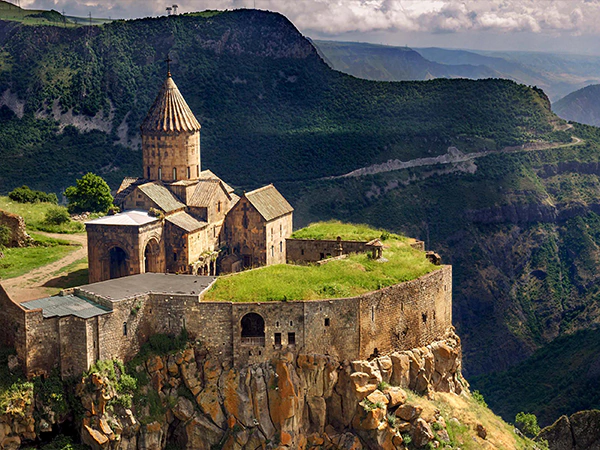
[
  {"left": 412, "top": 418, "right": 434, "bottom": 447},
  {"left": 81, "top": 425, "right": 109, "bottom": 450},
  {"left": 395, "top": 404, "right": 422, "bottom": 422}
]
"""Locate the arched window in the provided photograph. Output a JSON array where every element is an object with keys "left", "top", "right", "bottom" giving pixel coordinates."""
[
  {"left": 241, "top": 313, "right": 265, "bottom": 346},
  {"left": 187, "top": 166, "right": 191, "bottom": 179},
  {"left": 123, "top": 322, "right": 127, "bottom": 336},
  {"left": 173, "top": 167, "right": 177, "bottom": 180},
  {"left": 147, "top": 167, "right": 150, "bottom": 179},
  {"left": 158, "top": 167, "right": 162, "bottom": 180}
]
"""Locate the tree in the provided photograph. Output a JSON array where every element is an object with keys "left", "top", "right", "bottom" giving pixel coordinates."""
[
  {"left": 515, "top": 412, "right": 541, "bottom": 438},
  {"left": 65, "top": 173, "right": 114, "bottom": 213}
]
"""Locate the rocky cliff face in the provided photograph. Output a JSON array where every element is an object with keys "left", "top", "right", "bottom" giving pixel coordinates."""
[
  {"left": 78, "top": 330, "right": 462, "bottom": 450},
  {"left": 537, "top": 410, "right": 600, "bottom": 450}
]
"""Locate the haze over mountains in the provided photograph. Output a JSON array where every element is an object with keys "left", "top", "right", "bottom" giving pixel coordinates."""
[{"left": 314, "top": 40, "right": 600, "bottom": 104}]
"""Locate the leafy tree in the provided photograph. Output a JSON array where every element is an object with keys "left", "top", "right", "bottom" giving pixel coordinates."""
[
  {"left": 8, "top": 185, "right": 58, "bottom": 204},
  {"left": 64, "top": 173, "right": 113, "bottom": 213},
  {"left": 515, "top": 412, "right": 541, "bottom": 438}
]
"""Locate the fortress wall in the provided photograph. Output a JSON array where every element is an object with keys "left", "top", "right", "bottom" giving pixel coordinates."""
[
  {"left": 23, "top": 311, "right": 59, "bottom": 376},
  {"left": 286, "top": 238, "right": 370, "bottom": 263},
  {"left": 358, "top": 266, "right": 452, "bottom": 359},
  {"left": 231, "top": 302, "right": 305, "bottom": 367},
  {"left": 96, "top": 294, "right": 150, "bottom": 363},
  {"left": 0, "top": 285, "right": 26, "bottom": 352},
  {"left": 59, "top": 316, "right": 90, "bottom": 378},
  {"left": 303, "top": 298, "right": 360, "bottom": 360}
]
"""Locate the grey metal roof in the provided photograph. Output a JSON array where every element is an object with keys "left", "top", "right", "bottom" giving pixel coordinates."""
[
  {"left": 86, "top": 210, "right": 158, "bottom": 226},
  {"left": 78, "top": 273, "right": 216, "bottom": 303},
  {"left": 138, "top": 182, "right": 185, "bottom": 213},
  {"left": 166, "top": 212, "right": 208, "bottom": 232},
  {"left": 245, "top": 184, "right": 294, "bottom": 222},
  {"left": 21, "top": 295, "right": 111, "bottom": 319}
]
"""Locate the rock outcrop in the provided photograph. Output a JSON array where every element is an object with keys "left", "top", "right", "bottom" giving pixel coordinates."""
[
  {"left": 0, "top": 210, "right": 31, "bottom": 248},
  {"left": 73, "top": 330, "right": 463, "bottom": 449},
  {"left": 538, "top": 410, "right": 600, "bottom": 450}
]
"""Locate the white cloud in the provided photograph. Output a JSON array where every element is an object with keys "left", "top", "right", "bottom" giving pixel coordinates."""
[{"left": 16, "top": 0, "right": 600, "bottom": 36}]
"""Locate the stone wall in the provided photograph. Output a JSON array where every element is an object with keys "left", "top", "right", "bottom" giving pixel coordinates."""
[
  {"left": 225, "top": 197, "right": 268, "bottom": 268},
  {"left": 0, "top": 210, "right": 30, "bottom": 248},
  {"left": 142, "top": 131, "right": 201, "bottom": 182},
  {"left": 0, "top": 285, "right": 26, "bottom": 356},
  {"left": 265, "top": 213, "right": 293, "bottom": 266},
  {"left": 286, "top": 238, "right": 370, "bottom": 263}
]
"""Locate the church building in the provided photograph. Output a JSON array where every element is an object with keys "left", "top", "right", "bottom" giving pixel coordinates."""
[{"left": 86, "top": 71, "right": 293, "bottom": 283}]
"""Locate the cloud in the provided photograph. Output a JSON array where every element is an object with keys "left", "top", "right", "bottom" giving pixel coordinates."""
[{"left": 17, "top": 0, "right": 600, "bottom": 36}]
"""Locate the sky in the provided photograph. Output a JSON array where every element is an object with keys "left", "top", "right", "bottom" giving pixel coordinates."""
[{"left": 15, "top": 0, "right": 600, "bottom": 54}]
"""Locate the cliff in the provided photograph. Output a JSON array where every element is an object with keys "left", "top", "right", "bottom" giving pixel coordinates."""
[
  {"left": 537, "top": 410, "right": 600, "bottom": 450},
  {"left": 0, "top": 330, "right": 539, "bottom": 449}
]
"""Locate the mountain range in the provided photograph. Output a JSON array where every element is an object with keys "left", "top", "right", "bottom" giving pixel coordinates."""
[{"left": 1, "top": 5, "right": 600, "bottom": 429}]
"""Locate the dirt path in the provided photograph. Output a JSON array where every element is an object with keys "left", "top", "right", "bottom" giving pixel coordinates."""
[
  {"left": 1, "top": 232, "right": 88, "bottom": 303},
  {"left": 331, "top": 135, "right": 584, "bottom": 179}
]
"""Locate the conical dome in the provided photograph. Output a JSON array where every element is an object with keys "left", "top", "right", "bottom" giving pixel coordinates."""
[{"left": 141, "top": 75, "right": 201, "bottom": 133}]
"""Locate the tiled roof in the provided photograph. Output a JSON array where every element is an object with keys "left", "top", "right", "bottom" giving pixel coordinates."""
[
  {"left": 245, "top": 184, "right": 294, "bottom": 222},
  {"left": 199, "top": 169, "right": 235, "bottom": 194},
  {"left": 189, "top": 179, "right": 229, "bottom": 208},
  {"left": 166, "top": 212, "right": 208, "bottom": 232},
  {"left": 22, "top": 295, "right": 111, "bottom": 319},
  {"left": 140, "top": 75, "right": 201, "bottom": 133},
  {"left": 86, "top": 210, "right": 158, "bottom": 226},
  {"left": 138, "top": 182, "right": 185, "bottom": 213},
  {"left": 114, "top": 177, "right": 146, "bottom": 205}
]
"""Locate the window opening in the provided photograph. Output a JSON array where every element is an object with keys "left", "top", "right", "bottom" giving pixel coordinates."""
[
  {"left": 288, "top": 332, "right": 296, "bottom": 346},
  {"left": 289, "top": 321, "right": 293, "bottom": 326},
  {"left": 422, "top": 313, "right": 427, "bottom": 324},
  {"left": 371, "top": 306, "right": 375, "bottom": 322},
  {"left": 324, "top": 318, "right": 330, "bottom": 327},
  {"left": 187, "top": 166, "right": 191, "bottom": 178},
  {"left": 280, "top": 241, "right": 283, "bottom": 253},
  {"left": 158, "top": 167, "right": 162, "bottom": 180},
  {"left": 147, "top": 167, "right": 150, "bottom": 179},
  {"left": 274, "top": 333, "right": 282, "bottom": 347},
  {"left": 173, "top": 252, "right": 177, "bottom": 262},
  {"left": 241, "top": 313, "right": 265, "bottom": 346},
  {"left": 123, "top": 322, "right": 127, "bottom": 336},
  {"left": 173, "top": 167, "right": 177, "bottom": 180}
]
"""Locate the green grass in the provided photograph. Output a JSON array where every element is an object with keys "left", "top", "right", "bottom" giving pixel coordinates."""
[
  {"left": 290, "top": 220, "right": 406, "bottom": 242},
  {"left": 0, "top": 196, "right": 85, "bottom": 234},
  {"left": 0, "top": 233, "right": 79, "bottom": 280},
  {"left": 205, "top": 239, "right": 437, "bottom": 302}
]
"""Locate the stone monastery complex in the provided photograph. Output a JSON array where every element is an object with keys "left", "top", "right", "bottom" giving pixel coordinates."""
[{"left": 0, "top": 71, "right": 453, "bottom": 380}]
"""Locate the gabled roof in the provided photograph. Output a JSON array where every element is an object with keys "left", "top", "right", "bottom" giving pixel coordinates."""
[
  {"left": 165, "top": 212, "right": 208, "bottom": 233},
  {"left": 86, "top": 210, "right": 158, "bottom": 226},
  {"left": 115, "top": 177, "right": 147, "bottom": 205},
  {"left": 138, "top": 182, "right": 185, "bottom": 213},
  {"left": 141, "top": 75, "right": 201, "bottom": 133},
  {"left": 244, "top": 184, "right": 294, "bottom": 222},
  {"left": 199, "top": 169, "right": 235, "bottom": 194},
  {"left": 188, "top": 179, "right": 231, "bottom": 208}
]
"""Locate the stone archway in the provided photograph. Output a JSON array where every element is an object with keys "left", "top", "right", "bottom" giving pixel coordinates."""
[
  {"left": 109, "top": 247, "right": 128, "bottom": 280},
  {"left": 144, "top": 238, "right": 160, "bottom": 273},
  {"left": 241, "top": 313, "right": 265, "bottom": 346}
]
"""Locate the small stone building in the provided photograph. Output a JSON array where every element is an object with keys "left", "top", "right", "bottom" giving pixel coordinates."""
[{"left": 86, "top": 72, "right": 293, "bottom": 283}]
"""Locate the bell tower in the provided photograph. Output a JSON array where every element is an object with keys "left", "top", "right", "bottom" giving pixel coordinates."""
[{"left": 140, "top": 58, "right": 202, "bottom": 182}]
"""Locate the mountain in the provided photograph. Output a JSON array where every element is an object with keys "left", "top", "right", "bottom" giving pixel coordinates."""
[
  {"left": 313, "top": 40, "right": 600, "bottom": 102},
  {"left": 311, "top": 40, "right": 499, "bottom": 81},
  {"left": 0, "top": 11, "right": 558, "bottom": 195},
  {"left": 553, "top": 84, "right": 600, "bottom": 127},
  {"left": 1, "top": 7, "right": 600, "bottom": 428}
]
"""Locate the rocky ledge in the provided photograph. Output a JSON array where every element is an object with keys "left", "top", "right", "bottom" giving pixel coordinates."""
[{"left": 76, "top": 329, "right": 463, "bottom": 450}]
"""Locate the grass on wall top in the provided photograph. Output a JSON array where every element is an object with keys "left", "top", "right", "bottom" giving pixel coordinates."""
[
  {"left": 290, "top": 220, "right": 408, "bottom": 242},
  {"left": 205, "top": 238, "right": 437, "bottom": 302}
]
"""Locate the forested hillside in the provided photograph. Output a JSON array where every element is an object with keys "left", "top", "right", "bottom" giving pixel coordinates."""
[
  {"left": 0, "top": 10, "right": 561, "bottom": 195},
  {"left": 553, "top": 84, "right": 600, "bottom": 127},
  {"left": 1, "top": 7, "right": 599, "bottom": 428}
]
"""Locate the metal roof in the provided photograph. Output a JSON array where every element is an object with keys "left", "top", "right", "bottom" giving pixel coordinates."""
[
  {"left": 78, "top": 273, "right": 216, "bottom": 302},
  {"left": 21, "top": 295, "right": 111, "bottom": 319},
  {"left": 166, "top": 212, "right": 208, "bottom": 232},
  {"left": 140, "top": 75, "right": 201, "bottom": 133},
  {"left": 86, "top": 210, "right": 158, "bottom": 226},
  {"left": 245, "top": 184, "right": 294, "bottom": 222},
  {"left": 138, "top": 182, "right": 185, "bottom": 213}
]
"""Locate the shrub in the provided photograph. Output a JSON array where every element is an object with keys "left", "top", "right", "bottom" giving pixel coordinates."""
[
  {"left": 472, "top": 390, "right": 488, "bottom": 408},
  {"left": 515, "top": 412, "right": 541, "bottom": 438},
  {"left": 8, "top": 185, "right": 58, "bottom": 204},
  {"left": 0, "top": 225, "right": 10, "bottom": 248},
  {"left": 64, "top": 173, "right": 113, "bottom": 213},
  {"left": 43, "top": 206, "right": 71, "bottom": 225}
]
